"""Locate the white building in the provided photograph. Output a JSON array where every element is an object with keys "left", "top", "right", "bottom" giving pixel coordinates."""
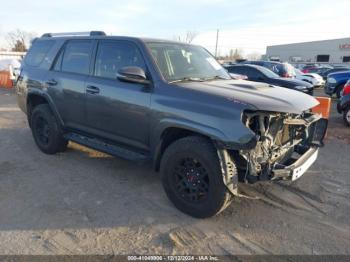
[{"left": 266, "top": 37, "right": 350, "bottom": 64}]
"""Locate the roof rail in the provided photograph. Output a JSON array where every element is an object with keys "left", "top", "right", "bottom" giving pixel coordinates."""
[{"left": 41, "top": 31, "right": 106, "bottom": 37}]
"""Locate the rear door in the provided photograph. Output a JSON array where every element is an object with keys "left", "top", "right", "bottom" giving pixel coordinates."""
[
  {"left": 84, "top": 40, "right": 152, "bottom": 151},
  {"left": 46, "top": 40, "right": 94, "bottom": 130}
]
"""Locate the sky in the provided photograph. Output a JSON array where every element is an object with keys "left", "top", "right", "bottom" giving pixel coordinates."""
[{"left": 0, "top": 0, "right": 349, "bottom": 56}]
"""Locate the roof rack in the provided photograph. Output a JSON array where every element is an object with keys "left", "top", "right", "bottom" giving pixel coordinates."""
[{"left": 41, "top": 31, "right": 106, "bottom": 37}]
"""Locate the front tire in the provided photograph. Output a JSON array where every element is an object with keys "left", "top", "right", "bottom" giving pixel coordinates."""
[
  {"left": 343, "top": 107, "right": 350, "bottom": 127},
  {"left": 160, "top": 136, "right": 236, "bottom": 218},
  {"left": 31, "top": 104, "right": 68, "bottom": 154}
]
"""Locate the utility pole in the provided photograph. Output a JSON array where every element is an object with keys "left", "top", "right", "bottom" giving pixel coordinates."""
[{"left": 214, "top": 29, "right": 219, "bottom": 58}]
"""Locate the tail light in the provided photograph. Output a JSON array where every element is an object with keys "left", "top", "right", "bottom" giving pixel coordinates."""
[
  {"left": 343, "top": 82, "right": 350, "bottom": 96},
  {"left": 302, "top": 69, "right": 309, "bottom": 73}
]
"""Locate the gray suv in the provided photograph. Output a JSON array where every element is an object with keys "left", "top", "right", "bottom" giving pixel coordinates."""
[{"left": 16, "top": 31, "right": 327, "bottom": 218}]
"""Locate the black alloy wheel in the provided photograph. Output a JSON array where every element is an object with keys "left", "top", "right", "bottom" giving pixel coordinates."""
[{"left": 172, "top": 157, "right": 210, "bottom": 203}]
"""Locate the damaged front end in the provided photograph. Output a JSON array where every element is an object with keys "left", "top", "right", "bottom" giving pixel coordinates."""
[{"left": 239, "top": 110, "right": 327, "bottom": 183}]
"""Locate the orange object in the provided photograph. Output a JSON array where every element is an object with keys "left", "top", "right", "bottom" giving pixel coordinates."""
[
  {"left": 0, "top": 70, "right": 13, "bottom": 88},
  {"left": 312, "top": 97, "right": 331, "bottom": 119}
]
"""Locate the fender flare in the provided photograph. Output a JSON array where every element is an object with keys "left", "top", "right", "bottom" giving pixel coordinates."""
[
  {"left": 26, "top": 89, "right": 64, "bottom": 126},
  {"left": 151, "top": 118, "right": 227, "bottom": 169},
  {"left": 151, "top": 117, "right": 257, "bottom": 171},
  {"left": 155, "top": 118, "right": 229, "bottom": 142}
]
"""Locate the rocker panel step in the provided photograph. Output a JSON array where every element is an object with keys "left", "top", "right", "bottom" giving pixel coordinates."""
[{"left": 64, "top": 132, "right": 150, "bottom": 161}]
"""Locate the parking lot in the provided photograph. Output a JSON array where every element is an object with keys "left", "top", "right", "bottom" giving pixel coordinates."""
[{"left": 0, "top": 87, "right": 349, "bottom": 255}]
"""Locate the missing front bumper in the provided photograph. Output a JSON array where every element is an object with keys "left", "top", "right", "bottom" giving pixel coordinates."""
[{"left": 272, "top": 147, "right": 319, "bottom": 181}]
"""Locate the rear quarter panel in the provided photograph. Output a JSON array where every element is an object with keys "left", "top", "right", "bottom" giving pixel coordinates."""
[{"left": 16, "top": 39, "right": 65, "bottom": 115}]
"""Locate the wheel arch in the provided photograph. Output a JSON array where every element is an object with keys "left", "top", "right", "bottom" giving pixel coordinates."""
[
  {"left": 27, "top": 90, "right": 63, "bottom": 127},
  {"left": 343, "top": 106, "right": 350, "bottom": 126},
  {"left": 152, "top": 117, "right": 257, "bottom": 171},
  {"left": 153, "top": 126, "right": 215, "bottom": 171},
  {"left": 341, "top": 100, "right": 350, "bottom": 111}
]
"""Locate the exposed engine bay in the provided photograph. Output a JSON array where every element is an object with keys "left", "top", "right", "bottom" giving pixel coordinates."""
[{"left": 239, "top": 110, "right": 327, "bottom": 183}]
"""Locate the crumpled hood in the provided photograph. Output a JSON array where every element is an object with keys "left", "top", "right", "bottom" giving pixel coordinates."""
[{"left": 177, "top": 79, "right": 319, "bottom": 114}]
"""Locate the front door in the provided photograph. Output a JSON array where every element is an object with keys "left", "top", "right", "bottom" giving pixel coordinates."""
[{"left": 85, "top": 40, "right": 152, "bottom": 151}]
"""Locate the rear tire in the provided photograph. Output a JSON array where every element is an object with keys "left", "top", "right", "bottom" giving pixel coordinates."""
[
  {"left": 30, "top": 104, "right": 68, "bottom": 154},
  {"left": 160, "top": 136, "right": 236, "bottom": 218},
  {"left": 343, "top": 107, "right": 350, "bottom": 127}
]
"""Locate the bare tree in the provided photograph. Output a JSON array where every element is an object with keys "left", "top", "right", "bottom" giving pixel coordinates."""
[
  {"left": 7, "top": 29, "right": 37, "bottom": 52},
  {"left": 229, "top": 48, "right": 244, "bottom": 60},
  {"left": 173, "top": 31, "right": 198, "bottom": 43}
]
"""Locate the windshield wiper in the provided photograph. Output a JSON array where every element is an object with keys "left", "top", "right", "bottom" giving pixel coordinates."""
[{"left": 168, "top": 77, "right": 204, "bottom": 84}]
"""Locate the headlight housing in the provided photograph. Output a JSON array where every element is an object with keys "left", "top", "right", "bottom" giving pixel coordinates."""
[
  {"left": 295, "top": 85, "right": 307, "bottom": 90},
  {"left": 327, "top": 77, "right": 336, "bottom": 84}
]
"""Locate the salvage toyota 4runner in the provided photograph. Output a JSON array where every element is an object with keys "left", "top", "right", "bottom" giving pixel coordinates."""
[{"left": 16, "top": 31, "right": 328, "bottom": 218}]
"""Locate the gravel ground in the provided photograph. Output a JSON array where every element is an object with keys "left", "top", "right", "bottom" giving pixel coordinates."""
[{"left": 0, "top": 87, "right": 349, "bottom": 255}]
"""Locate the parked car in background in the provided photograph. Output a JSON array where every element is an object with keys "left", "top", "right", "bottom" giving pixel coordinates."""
[
  {"left": 313, "top": 66, "right": 334, "bottom": 75},
  {"left": 242, "top": 61, "right": 295, "bottom": 78},
  {"left": 229, "top": 72, "right": 248, "bottom": 80},
  {"left": 293, "top": 63, "right": 306, "bottom": 70},
  {"left": 294, "top": 69, "right": 325, "bottom": 87},
  {"left": 221, "top": 61, "right": 236, "bottom": 67},
  {"left": 225, "top": 64, "right": 314, "bottom": 95},
  {"left": 337, "top": 80, "right": 350, "bottom": 126},
  {"left": 301, "top": 64, "right": 319, "bottom": 73},
  {"left": 320, "top": 67, "right": 350, "bottom": 80},
  {"left": 302, "top": 65, "right": 332, "bottom": 74},
  {"left": 333, "top": 65, "right": 350, "bottom": 68},
  {"left": 325, "top": 70, "right": 350, "bottom": 98}
]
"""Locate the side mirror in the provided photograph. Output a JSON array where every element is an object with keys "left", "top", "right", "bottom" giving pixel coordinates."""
[{"left": 117, "top": 66, "right": 150, "bottom": 85}]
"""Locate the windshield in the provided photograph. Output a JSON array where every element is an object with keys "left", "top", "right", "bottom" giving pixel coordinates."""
[
  {"left": 258, "top": 66, "right": 280, "bottom": 78},
  {"left": 146, "top": 42, "right": 231, "bottom": 82}
]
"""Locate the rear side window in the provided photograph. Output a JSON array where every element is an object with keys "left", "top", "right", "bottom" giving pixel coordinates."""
[
  {"left": 94, "top": 41, "right": 146, "bottom": 79},
  {"left": 227, "top": 66, "right": 245, "bottom": 75},
  {"left": 60, "top": 40, "right": 93, "bottom": 75},
  {"left": 244, "top": 67, "right": 259, "bottom": 79},
  {"left": 24, "top": 40, "right": 55, "bottom": 67}
]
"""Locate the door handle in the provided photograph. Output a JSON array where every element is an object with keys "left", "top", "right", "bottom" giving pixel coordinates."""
[
  {"left": 86, "top": 85, "right": 100, "bottom": 94},
  {"left": 46, "top": 79, "right": 57, "bottom": 86}
]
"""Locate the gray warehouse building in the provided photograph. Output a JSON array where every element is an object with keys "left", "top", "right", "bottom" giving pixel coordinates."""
[{"left": 266, "top": 37, "right": 350, "bottom": 64}]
